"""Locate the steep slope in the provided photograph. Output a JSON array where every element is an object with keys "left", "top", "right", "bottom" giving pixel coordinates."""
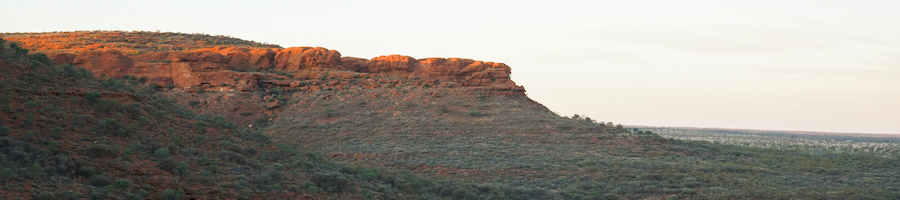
[{"left": 0, "top": 36, "right": 455, "bottom": 200}]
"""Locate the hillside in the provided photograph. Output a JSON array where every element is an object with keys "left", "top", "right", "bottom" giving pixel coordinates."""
[{"left": 3, "top": 31, "right": 900, "bottom": 199}]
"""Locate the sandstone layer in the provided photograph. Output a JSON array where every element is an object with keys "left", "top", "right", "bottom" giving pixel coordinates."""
[{"left": 46, "top": 46, "right": 525, "bottom": 95}]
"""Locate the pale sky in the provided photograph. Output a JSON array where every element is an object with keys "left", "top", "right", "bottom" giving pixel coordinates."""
[{"left": 4, "top": 0, "right": 899, "bottom": 133}]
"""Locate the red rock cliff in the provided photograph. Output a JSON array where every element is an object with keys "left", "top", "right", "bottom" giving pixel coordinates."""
[{"left": 46, "top": 47, "right": 524, "bottom": 94}]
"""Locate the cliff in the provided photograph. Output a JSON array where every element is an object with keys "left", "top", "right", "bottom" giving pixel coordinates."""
[{"left": 2, "top": 31, "right": 525, "bottom": 96}]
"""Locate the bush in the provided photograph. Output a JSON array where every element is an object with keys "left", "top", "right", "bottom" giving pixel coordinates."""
[
  {"left": 1, "top": 168, "right": 14, "bottom": 179},
  {"left": 9, "top": 42, "right": 28, "bottom": 56},
  {"left": 85, "top": 92, "right": 103, "bottom": 103},
  {"left": 139, "top": 117, "right": 150, "bottom": 124},
  {"left": 77, "top": 166, "right": 95, "bottom": 177},
  {"left": 37, "top": 191, "right": 56, "bottom": 200},
  {"left": 0, "top": 126, "right": 9, "bottom": 136},
  {"left": 154, "top": 148, "right": 171, "bottom": 157},
  {"left": 98, "top": 99, "right": 119, "bottom": 112},
  {"left": 219, "top": 140, "right": 233, "bottom": 148},
  {"left": 211, "top": 114, "right": 232, "bottom": 128},
  {"left": 169, "top": 135, "right": 183, "bottom": 146},
  {"left": 313, "top": 172, "right": 351, "bottom": 192},
  {"left": 114, "top": 179, "right": 132, "bottom": 189},
  {"left": 89, "top": 174, "right": 114, "bottom": 186},
  {"left": 189, "top": 100, "right": 200, "bottom": 107},
  {"left": 29, "top": 53, "right": 53, "bottom": 65},
  {"left": 26, "top": 162, "right": 44, "bottom": 177},
  {"left": 174, "top": 161, "right": 189, "bottom": 176},
  {"left": 87, "top": 144, "right": 114, "bottom": 158},
  {"left": 195, "top": 121, "right": 208, "bottom": 128},
  {"left": 267, "top": 184, "right": 282, "bottom": 191},
  {"left": 160, "top": 189, "right": 184, "bottom": 200},
  {"left": 125, "top": 103, "right": 142, "bottom": 119},
  {"left": 158, "top": 158, "right": 177, "bottom": 172}
]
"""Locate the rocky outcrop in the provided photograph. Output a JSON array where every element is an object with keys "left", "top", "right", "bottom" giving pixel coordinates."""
[
  {"left": 44, "top": 53, "right": 78, "bottom": 65},
  {"left": 73, "top": 50, "right": 134, "bottom": 78},
  {"left": 367, "top": 55, "right": 417, "bottom": 74},
  {"left": 49, "top": 46, "right": 523, "bottom": 94},
  {"left": 273, "top": 47, "right": 342, "bottom": 71},
  {"left": 341, "top": 57, "right": 370, "bottom": 73},
  {"left": 344, "top": 55, "right": 521, "bottom": 90}
]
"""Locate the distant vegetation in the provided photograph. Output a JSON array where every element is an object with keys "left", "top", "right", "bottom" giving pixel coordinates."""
[{"left": 640, "top": 126, "right": 900, "bottom": 158}]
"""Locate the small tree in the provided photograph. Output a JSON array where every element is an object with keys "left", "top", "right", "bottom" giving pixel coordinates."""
[{"left": 174, "top": 161, "right": 189, "bottom": 176}]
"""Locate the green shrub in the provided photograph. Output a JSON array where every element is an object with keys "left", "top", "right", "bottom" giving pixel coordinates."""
[
  {"left": 76, "top": 67, "right": 94, "bottom": 79},
  {"left": 219, "top": 140, "right": 233, "bottom": 148},
  {"left": 154, "top": 148, "right": 171, "bottom": 157},
  {"left": 158, "top": 158, "right": 177, "bottom": 171},
  {"left": 195, "top": 121, "right": 208, "bottom": 128},
  {"left": 87, "top": 144, "right": 114, "bottom": 158},
  {"left": 37, "top": 191, "right": 56, "bottom": 200},
  {"left": 72, "top": 114, "right": 93, "bottom": 127},
  {"left": 26, "top": 162, "right": 44, "bottom": 177},
  {"left": 189, "top": 100, "right": 200, "bottom": 107},
  {"left": 211, "top": 114, "right": 232, "bottom": 128},
  {"left": 97, "top": 99, "right": 119, "bottom": 112},
  {"left": 0, "top": 126, "right": 10, "bottom": 136},
  {"left": 28, "top": 53, "right": 53, "bottom": 65},
  {"left": 1, "top": 168, "right": 14, "bottom": 178},
  {"left": 174, "top": 161, "right": 189, "bottom": 176},
  {"left": 139, "top": 117, "right": 150, "bottom": 124},
  {"left": 9, "top": 42, "right": 28, "bottom": 55},
  {"left": 125, "top": 103, "right": 142, "bottom": 119},
  {"left": 85, "top": 92, "right": 103, "bottom": 103},
  {"left": 22, "top": 131, "right": 34, "bottom": 141},
  {"left": 160, "top": 189, "right": 183, "bottom": 200},
  {"left": 168, "top": 136, "right": 182, "bottom": 147},
  {"left": 313, "top": 172, "right": 351, "bottom": 192},
  {"left": 267, "top": 184, "right": 282, "bottom": 191},
  {"left": 51, "top": 126, "right": 63, "bottom": 134},
  {"left": 24, "top": 114, "right": 34, "bottom": 126},
  {"left": 469, "top": 111, "right": 485, "bottom": 117},
  {"left": 89, "top": 174, "right": 113, "bottom": 186},
  {"left": 77, "top": 166, "right": 95, "bottom": 177},
  {"left": 114, "top": 179, "right": 132, "bottom": 189}
]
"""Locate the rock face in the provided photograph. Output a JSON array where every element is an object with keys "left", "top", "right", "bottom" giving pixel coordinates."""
[
  {"left": 45, "top": 53, "right": 78, "bottom": 65},
  {"left": 47, "top": 46, "right": 524, "bottom": 94},
  {"left": 367, "top": 55, "right": 417, "bottom": 74},
  {"left": 72, "top": 50, "right": 134, "bottom": 77},
  {"left": 273, "top": 47, "right": 342, "bottom": 71}
]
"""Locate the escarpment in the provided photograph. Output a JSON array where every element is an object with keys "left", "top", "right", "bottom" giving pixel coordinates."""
[{"left": 41, "top": 46, "right": 525, "bottom": 95}]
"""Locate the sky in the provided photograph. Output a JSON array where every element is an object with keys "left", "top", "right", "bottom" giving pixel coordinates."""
[{"left": 3, "top": 0, "right": 900, "bottom": 133}]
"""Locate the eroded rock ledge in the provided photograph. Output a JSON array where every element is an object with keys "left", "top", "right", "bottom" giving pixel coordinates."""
[{"left": 46, "top": 46, "right": 525, "bottom": 95}]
